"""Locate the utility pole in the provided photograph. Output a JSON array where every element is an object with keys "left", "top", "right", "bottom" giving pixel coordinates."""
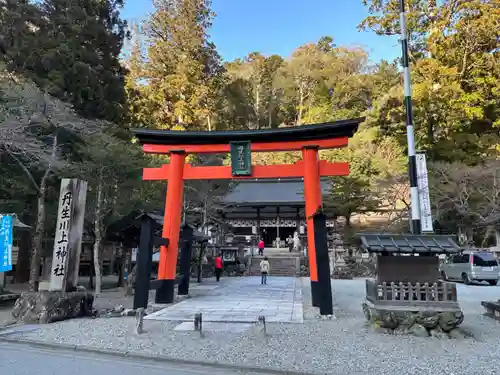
[{"left": 399, "top": 0, "right": 421, "bottom": 234}]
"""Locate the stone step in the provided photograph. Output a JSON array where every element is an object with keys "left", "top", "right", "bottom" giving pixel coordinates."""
[
  {"left": 252, "top": 253, "right": 302, "bottom": 258},
  {"left": 249, "top": 256, "right": 299, "bottom": 276}
]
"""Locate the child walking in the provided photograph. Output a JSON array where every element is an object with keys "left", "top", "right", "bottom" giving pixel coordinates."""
[{"left": 260, "top": 257, "right": 270, "bottom": 285}]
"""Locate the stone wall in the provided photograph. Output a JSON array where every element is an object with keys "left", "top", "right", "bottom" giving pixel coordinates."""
[
  {"left": 362, "top": 303, "right": 466, "bottom": 339},
  {"left": 11, "top": 290, "right": 94, "bottom": 324}
]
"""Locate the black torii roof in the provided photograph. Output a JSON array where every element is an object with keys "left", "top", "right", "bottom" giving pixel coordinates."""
[
  {"left": 358, "top": 233, "right": 461, "bottom": 255},
  {"left": 107, "top": 211, "right": 210, "bottom": 245},
  {"left": 132, "top": 117, "right": 364, "bottom": 145}
]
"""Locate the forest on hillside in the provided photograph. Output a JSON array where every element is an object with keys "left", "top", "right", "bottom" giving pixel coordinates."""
[{"left": 0, "top": 0, "right": 499, "bottom": 291}]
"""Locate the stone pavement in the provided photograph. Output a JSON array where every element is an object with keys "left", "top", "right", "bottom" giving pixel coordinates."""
[
  {"left": 0, "top": 341, "right": 273, "bottom": 375},
  {"left": 145, "top": 276, "right": 303, "bottom": 323}
]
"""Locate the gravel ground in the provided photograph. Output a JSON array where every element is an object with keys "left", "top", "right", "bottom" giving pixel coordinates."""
[{"left": 2, "top": 278, "right": 500, "bottom": 375}]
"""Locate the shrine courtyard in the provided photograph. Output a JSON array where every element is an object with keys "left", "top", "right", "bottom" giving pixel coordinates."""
[
  {"left": 2, "top": 277, "right": 500, "bottom": 375},
  {"left": 145, "top": 277, "right": 304, "bottom": 325}
]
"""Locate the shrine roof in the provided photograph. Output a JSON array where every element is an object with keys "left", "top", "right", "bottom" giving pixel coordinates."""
[
  {"left": 107, "top": 211, "right": 209, "bottom": 243},
  {"left": 358, "top": 233, "right": 461, "bottom": 255},
  {"left": 132, "top": 117, "right": 364, "bottom": 145},
  {"left": 12, "top": 214, "right": 30, "bottom": 229},
  {"left": 222, "top": 179, "right": 330, "bottom": 206}
]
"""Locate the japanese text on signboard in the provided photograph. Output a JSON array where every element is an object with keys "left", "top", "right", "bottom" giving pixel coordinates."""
[
  {"left": 53, "top": 192, "right": 72, "bottom": 277},
  {"left": 230, "top": 141, "right": 251, "bottom": 176},
  {"left": 0, "top": 215, "right": 13, "bottom": 272}
]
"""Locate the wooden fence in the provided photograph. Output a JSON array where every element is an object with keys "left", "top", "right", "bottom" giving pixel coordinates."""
[{"left": 365, "top": 279, "right": 460, "bottom": 311}]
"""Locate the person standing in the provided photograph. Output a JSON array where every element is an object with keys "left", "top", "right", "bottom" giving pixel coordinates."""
[
  {"left": 260, "top": 257, "right": 270, "bottom": 285},
  {"left": 258, "top": 238, "right": 265, "bottom": 256},
  {"left": 287, "top": 235, "right": 293, "bottom": 252},
  {"left": 214, "top": 253, "right": 223, "bottom": 282}
]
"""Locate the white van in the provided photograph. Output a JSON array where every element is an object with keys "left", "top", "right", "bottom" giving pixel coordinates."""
[{"left": 441, "top": 250, "right": 500, "bottom": 285}]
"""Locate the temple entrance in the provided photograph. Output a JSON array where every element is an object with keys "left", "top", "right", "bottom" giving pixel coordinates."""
[
  {"left": 132, "top": 117, "right": 363, "bottom": 311},
  {"left": 261, "top": 227, "right": 296, "bottom": 247}
]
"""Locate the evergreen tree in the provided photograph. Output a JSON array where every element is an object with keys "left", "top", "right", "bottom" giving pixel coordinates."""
[
  {"left": 3, "top": 0, "right": 129, "bottom": 122},
  {"left": 0, "top": 0, "right": 42, "bottom": 65},
  {"left": 128, "top": 0, "right": 224, "bottom": 130}
]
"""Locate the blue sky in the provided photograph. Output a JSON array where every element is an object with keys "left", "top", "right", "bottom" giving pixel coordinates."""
[{"left": 121, "top": 0, "right": 400, "bottom": 63}]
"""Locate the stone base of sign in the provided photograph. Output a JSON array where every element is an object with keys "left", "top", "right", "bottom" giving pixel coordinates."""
[
  {"left": 362, "top": 303, "right": 467, "bottom": 339},
  {"left": 38, "top": 281, "right": 51, "bottom": 291},
  {"left": 11, "top": 290, "right": 94, "bottom": 324}
]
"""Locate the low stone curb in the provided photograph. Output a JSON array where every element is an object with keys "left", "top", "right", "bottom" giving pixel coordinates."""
[
  {"left": 145, "top": 318, "right": 304, "bottom": 324},
  {"left": 0, "top": 336, "right": 316, "bottom": 375}
]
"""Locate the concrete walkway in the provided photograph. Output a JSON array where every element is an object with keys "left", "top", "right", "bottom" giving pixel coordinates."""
[{"left": 145, "top": 276, "right": 303, "bottom": 323}]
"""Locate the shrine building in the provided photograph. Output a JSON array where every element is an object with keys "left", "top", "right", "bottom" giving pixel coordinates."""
[{"left": 220, "top": 178, "right": 336, "bottom": 246}]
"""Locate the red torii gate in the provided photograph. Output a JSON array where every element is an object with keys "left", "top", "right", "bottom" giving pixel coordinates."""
[{"left": 132, "top": 117, "right": 362, "bottom": 306}]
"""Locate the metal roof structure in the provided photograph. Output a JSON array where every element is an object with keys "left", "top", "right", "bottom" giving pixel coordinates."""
[
  {"left": 222, "top": 179, "right": 331, "bottom": 206},
  {"left": 132, "top": 117, "right": 363, "bottom": 145},
  {"left": 358, "top": 233, "right": 461, "bottom": 255},
  {"left": 0, "top": 214, "right": 31, "bottom": 229},
  {"left": 13, "top": 215, "right": 30, "bottom": 229}
]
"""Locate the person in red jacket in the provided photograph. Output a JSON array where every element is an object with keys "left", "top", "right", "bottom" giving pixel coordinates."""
[
  {"left": 258, "top": 238, "right": 265, "bottom": 256},
  {"left": 214, "top": 253, "right": 223, "bottom": 282}
]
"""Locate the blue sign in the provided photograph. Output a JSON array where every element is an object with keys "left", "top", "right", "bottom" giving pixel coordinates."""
[{"left": 0, "top": 215, "right": 13, "bottom": 272}]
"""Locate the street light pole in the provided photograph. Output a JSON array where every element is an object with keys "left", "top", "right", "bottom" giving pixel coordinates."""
[{"left": 399, "top": 0, "right": 421, "bottom": 234}]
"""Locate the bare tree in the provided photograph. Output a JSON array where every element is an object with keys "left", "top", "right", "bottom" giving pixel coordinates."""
[
  {"left": 75, "top": 131, "right": 146, "bottom": 296},
  {"left": 182, "top": 155, "right": 233, "bottom": 232},
  {"left": 430, "top": 161, "right": 500, "bottom": 245},
  {"left": 1, "top": 66, "right": 103, "bottom": 290},
  {"left": 0, "top": 66, "right": 49, "bottom": 162}
]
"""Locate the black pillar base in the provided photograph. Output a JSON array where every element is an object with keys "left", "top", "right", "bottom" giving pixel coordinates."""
[
  {"left": 178, "top": 280, "right": 189, "bottom": 295},
  {"left": 313, "top": 211, "right": 334, "bottom": 315},
  {"left": 155, "top": 279, "right": 175, "bottom": 304},
  {"left": 133, "top": 215, "right": 154, "bottom": 310},
  {"left": 318, "top": 277, "right": 333, "bottom": 315},
  {"left": 178, "top": 224, "right": 194, "bottom": 296},
  {"left": 311, "top": 280, "right": 320, "bottom": 307}
]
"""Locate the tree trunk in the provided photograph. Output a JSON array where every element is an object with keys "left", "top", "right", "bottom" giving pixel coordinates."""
[
  {"left": 481, "top": 226, "right": 493, "bottom": 248},
  {"left": 297, "top": 84, "right": 304, "bottom": 125},
  {"left": 255, "top": 83, "right": 260, "bottom": 129},
  {"left": 117, "top": 243, "right": 125, "bottom": 287},
  {"left": 207, "top": 115, "right": 212, "bottom": 131},
  {"left": 93, "top": 178, "right": 104, "bottom": 296},
  {"left": 268, "top": 93, "right": 274, "bottom": 128},
  {"left": 15, "top": 227, "right": 32, "bottom": 283},
  {"left": 428, "top": 0, "right": 438, "bottom": 59},
  {"left": 427, "top": 117, "right": 435, "bottom": 146},
  {"left": 88, "top": 247, "right": 94, "bottom": 289},
  {"left": 15, "top": 200, "right": 35, "bottom": 283},
  {"left": 203, "top": 199, "right": 208, "bottom": 235},
  {"left": 458, "top": 226, "right": 473, "bottom": 246},
  {"left": 345, "top": 214, "right": 352, "bottom": 228},
  {"left": 109, "top": 244, "right": 116, "bottom": 276},
  {"left": 28, "top": 173, "right": 49, "bottom": 292},
  {"left": 28, "top": 133, "right": 57, "bottom": 292}
]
